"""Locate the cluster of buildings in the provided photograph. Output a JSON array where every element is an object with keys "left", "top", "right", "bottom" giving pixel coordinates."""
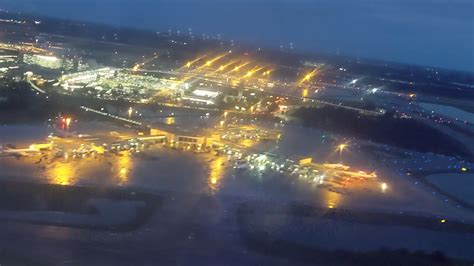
[
  {"left": 56, "top": 66, "right": 230, "bottom": 107},
  {"left": 59, "top": 69, "right": 182, "bottom": 100}
]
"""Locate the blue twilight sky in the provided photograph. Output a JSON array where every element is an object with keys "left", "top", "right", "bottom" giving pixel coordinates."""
[{"left": 1, "top": 0, "right": 473, "bottom": 72}]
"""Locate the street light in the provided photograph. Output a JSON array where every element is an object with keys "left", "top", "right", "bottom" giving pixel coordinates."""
[
  {"left": 299, "top": 68, "right": 318, "bottom": 84},
  {"left": 302, "top": 88, "right": 309, "bottom": 98},
  {"left": 338, "top": 143, "right": 347, "bottom": 153}
]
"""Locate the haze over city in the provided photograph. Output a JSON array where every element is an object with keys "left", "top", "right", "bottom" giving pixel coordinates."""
[{"left": 1, "top": 0, "right": 473, "bottom": 72}]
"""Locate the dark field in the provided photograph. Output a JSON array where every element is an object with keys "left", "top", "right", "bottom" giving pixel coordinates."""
[
  {"left": 292, "top": 106, "right": 473, "bottom": 160},
  {"left": 0, "top": 180, "right": 160, "bottom": 231}
]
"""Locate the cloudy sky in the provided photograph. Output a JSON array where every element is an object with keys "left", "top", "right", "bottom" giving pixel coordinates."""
[{"left": 1, "top": 0, "right": 473, "bottom": 72}]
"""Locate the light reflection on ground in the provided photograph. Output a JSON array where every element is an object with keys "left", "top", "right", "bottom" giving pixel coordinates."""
[
  {"left": 45, "top": 159, "right": 75, "bottom": 186},
  {"left": 323, "top": 189, "right": 342, "bottom": 209},
  {"left": 208, "top": 156, "right": 226, "bottom": 193},
  {"left": 116, "top": 152, "right": 133, "bottom": 185}
]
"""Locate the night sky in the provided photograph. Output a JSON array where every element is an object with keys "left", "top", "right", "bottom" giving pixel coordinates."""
[{"left": 1, "top": 0, "right": 473, "bottom": 72}]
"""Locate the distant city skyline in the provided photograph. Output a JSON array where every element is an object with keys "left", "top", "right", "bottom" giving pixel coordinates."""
[{"left": 1, "top": 0, "right": 473, "bottom": 72}]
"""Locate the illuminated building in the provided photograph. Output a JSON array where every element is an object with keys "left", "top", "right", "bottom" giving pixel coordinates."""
[
  {"left": 60, "top": 68, "right": 116, "bottom": 85},
  {"left": 181, "top": 88, "right": 222, "bottom": 105},
  {"left": 192, "top": 88, "right": 221, "bottom": 98},
  {"left": 23, "top": 54, "right": 72, "bottom": 70},
  {"left": 181, "top": 95, "right": 216, "bottom": 105}
]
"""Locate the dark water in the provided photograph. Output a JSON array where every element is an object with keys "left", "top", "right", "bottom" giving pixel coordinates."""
[{"left": 1, "top": 0, "right": 473, "bottom": 72}]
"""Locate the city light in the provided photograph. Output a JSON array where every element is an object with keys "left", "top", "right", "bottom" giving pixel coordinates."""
[
  {"left": 299, "top": 68, "right": 318, "bottom": 84},
  {"left": 183, "top": 54, "right": 207, "bottom": 69},
  {"left": 128, "top": 107, "right": 133, "bottom": 118},
  {"left": 217, "top": 61, "right": 237, "bottom": 72},
  {"left": 165, "top": 117, "right": 175, "bottom": 125},
  {"left": 302, "top": 88, "right": 308, "bottom": 98},
  {"left": 381, "top": 182, "right": 388, "bottom": 192},
  {"left": 337, "top": 143, "right": 348, "bottom": 153},
  {"left": 131, "top": 54, "right": 159, "bottom": 71},
  {"left": 229, "top": 62, "right": 250, "bottom": 73},
  {"left": 202, "top": 53, "right": 228, "bottom": 68}
]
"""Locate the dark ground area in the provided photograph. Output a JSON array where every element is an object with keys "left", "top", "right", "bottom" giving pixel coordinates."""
[
  {"left": 238, "top": 202, "right": 474, "bottom": 266},
  {"left": 0, "top": 180, "right": 472, "bottom": 266},
  {"left": 0, "top": 82, "right": 75, "bottom": 124},
  {"left": 292, "top": 106, "right": 473, "bottom": 160},
  {"left": 0, "top": 180, "right": 160, "bottom": 231},
  {"left": 0, "top": 82, "right": 144, "bottom": 127}
]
